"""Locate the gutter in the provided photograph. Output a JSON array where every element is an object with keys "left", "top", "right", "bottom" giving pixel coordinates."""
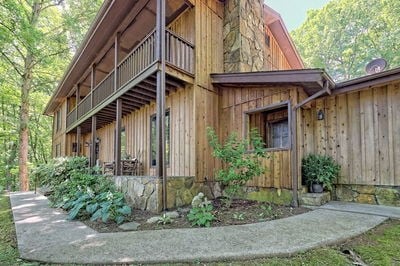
[{"left": 290, "top": 80, "right": 332, "bottom": 207}]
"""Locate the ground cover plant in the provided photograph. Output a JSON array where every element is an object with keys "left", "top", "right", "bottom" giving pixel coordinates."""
[
  {"left": 32, "top": 157, "right": 131, "bottom": 224},
  {"left": 0, "top": 193, "right": 20, "bottom": 265}
]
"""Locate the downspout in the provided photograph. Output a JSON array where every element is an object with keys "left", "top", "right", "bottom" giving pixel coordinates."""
[{"left": 291, "top": 81, "right": 331, "bottom": 207}]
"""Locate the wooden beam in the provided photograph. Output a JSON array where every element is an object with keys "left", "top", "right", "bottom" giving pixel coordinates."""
[
  {"left": 90, "top": 116, "right": 97, "bottom": 167},
  {"left": 76, "top": 126, "right": 81, "bottom": 156},
  {"left": 156, "top": 0, "right": 167, "bottom": 211},
  {"left": 115, "top": 99, "right": 122, "bottom": 175},
  {"left": 90, "top": 64, "right": 96, "bottom": 108}
]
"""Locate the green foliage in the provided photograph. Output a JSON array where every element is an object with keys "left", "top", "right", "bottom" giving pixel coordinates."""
[
  {"left": 302, "top": 154, "right": 341, "bottom": 191},
  {"left": 353, "top": 220, "right": 400, "bottom": 265},
  {"left": 187, "top": 203, "right": 215, "bottom": 227},
  {"left": 36, "top": 157, "right": 131, "bottom": 224},
  {"left": 157, "top": 214, "right": 173, "bottom": 225},
  {"left": 232, "top": 212, "right": 245, "bottom": 221},
  {"left": 207, "top": 127, "right": 269, "bottom": 205},
  {"left": 0, "top": 193, "right": 20, "bottom": 265},
  {"left": 291, "top": 0, "right": 400, "bottom": 81}
]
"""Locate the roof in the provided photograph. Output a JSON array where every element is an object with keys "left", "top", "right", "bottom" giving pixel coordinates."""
[
  {"left": 211, "top": 69, "right": 334, "bottom": 96},
  {"left": 333, "top": 67, "right": 400, "bottom": 95},
  {"left": 263, "top": 5, "right": 304, "bottom": 69},
  {"left": 212, "top": 66, "right": 400, "bottom": 98}
]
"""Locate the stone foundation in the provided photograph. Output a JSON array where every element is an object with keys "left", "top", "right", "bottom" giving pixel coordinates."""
[
  {"left": 334, "top": 184, "right": 400, "bottom": 207},
  {"left": 113, "top": 176, "right": 212, "bottom": 213},
  {"left": 244, "top": 187, "right": 293, "bottom": 205}
]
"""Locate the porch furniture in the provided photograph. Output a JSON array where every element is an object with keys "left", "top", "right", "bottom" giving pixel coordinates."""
[{"left": 103, "top": 161, "right": 115, "bottom": 175}]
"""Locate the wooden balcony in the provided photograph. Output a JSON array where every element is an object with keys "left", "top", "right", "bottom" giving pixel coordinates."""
[{"left": 66, "top": 29, "right": 194, "bottom": 132}]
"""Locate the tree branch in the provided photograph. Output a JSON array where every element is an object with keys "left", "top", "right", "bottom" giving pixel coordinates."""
[{"left": 0, "top": 51, "right": 24, "bottom": 77}]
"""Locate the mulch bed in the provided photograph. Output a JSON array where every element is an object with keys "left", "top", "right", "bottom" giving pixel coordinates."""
[{"left": 83, "top": 198, "right": 310, "bottom": 233}]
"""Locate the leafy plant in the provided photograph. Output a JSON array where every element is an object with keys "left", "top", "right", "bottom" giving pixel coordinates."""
[
  {"left": 259, "top": 204, "right": 273, "bottom": 218},
  {"left": 233, "top": 212, "right": 245, "bottom": 220},
  {"left": 187, "top": 203, "right": 215, "bottom": 227},
  {"left": 157, "top": 214, "right": 172, "bottom": 225},
  {"left": 188, "top": 192, "right": 215, "bottom": 227},
  {"left": 207, "top": 127, "right": 269, "bottom": 207},
  {"left": 34, "top": 157, "right": 131, "bottom": 224},
  {"left": 302, "top": 154, "right": 341, "bottom": 191}
]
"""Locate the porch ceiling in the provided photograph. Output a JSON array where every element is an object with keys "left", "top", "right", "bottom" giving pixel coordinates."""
[
  {"left": 211, "top": 69, "right": 335, "bottom": 96},
  {"left": 68, "top": 72, "right": 185, "bottom": 134}
]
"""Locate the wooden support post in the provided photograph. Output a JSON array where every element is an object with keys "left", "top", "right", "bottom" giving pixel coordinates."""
[
  {"left": 290, "top": 106, "right": 299, "bottom": 207},
  {"left": 76, "top": 126, "right": 81, "bottom": 156},
  {"left": 115, "top": 99, "right": 122, "bottom": 175},
  {"left": 156, "top": 0, "right": 167, "bottom": 211},
  {"left": 90, "top": 116, "right": 97, "bottom": 167}
]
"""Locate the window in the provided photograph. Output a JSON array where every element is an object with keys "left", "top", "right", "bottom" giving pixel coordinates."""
[
  {"left": 265, "top": 33, "right": 271, "bottom": 48},
  {"left": 56, "top": 109, "right": 61, "bottom": 132},
  {"left": 121, "top": 127, "right": 127, "bottom": 158},
  {"left": 55, "top": 143, "right": 61, "bottom": 157},
  {"left": 247, "top": 102, "right": 290, "bottom": 150},
  {"left": 150, "top": 110, "right": 170, "bottom": 167}
]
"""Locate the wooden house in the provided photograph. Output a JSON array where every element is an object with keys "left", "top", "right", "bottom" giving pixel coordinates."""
[{"left": 45, "top": 0, "right": 400, "bottom": 211}]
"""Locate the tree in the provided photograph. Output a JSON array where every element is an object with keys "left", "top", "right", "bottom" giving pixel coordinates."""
[
  {"left": 0, "top": 0, "right": 102, "bottom": 191},
  {"left": 291, "top": 0, "right": 400, "bottom": 81}
]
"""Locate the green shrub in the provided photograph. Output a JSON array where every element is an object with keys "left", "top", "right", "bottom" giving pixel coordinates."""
[
  {"left": 188, "top": 192, "right": 215, "bottom": 227},
  {"left": 34, "top": 157, "right": 131, "bottom": 224},
  {"left": 188, "top": 203, "right": 215, "bottom": 227},
  {"left": 207, "top": 127, "right": 268, "bottom": 206},
  {"left": 302, "top": 154, "right": 341, "bottom": 191}
]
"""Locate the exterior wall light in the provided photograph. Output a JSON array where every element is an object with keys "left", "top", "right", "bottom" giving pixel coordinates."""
[{"left": 317, "top": 109, "right": 325, "bottom": 120}]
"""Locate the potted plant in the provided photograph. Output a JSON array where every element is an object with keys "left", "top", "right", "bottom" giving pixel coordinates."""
[{"left": 302, "top": 154, "right": 340, "bottom": 193}]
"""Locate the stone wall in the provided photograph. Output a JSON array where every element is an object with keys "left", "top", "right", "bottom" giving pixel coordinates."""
[
  {"left": 244, "top": 187, "right": 293, "bottom": 205},
  {"left": 113, "top": 176, "right": 213, "bottom": 212},
  {"left": 334, "top": 184, "right": 400, "bottom": 207},
  {"left": 223, "top": 0, "right": 265, "bottom": 72}
]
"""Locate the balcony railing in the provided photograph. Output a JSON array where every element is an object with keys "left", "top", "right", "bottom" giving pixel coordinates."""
[{"left": 66, "top": 29, "right": 194, "bottom": 129}]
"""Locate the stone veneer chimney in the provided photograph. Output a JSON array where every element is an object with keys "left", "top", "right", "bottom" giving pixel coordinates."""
[{"left": 223, "top": 0, "right": 265, "bottom": 73}]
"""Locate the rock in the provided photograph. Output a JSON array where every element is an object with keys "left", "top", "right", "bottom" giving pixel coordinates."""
[
  {"left": 118, "top": 221, "right": 140, "bottom": 231},
  {"left": 353, "top": 185, "right": 375, "bottom": 194},
  {"left": 376, "top": 187, "right": 400, "bottom": 206},
  {"left": 146, "top": 216, "right": 161, "bottom": 224},
  {"left": 133, "top": 182, "right": 145, "bottom": 197},
  {"left": 164, "top": 211, "right": 179, "bottom": 219},
  {"left": 357, "top": 194, "right": 377, "bottom": 204}
]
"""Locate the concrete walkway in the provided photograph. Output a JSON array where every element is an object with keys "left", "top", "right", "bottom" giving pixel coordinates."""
[{"left": 10, "top": 192, "right": 398, "bottom": 265}]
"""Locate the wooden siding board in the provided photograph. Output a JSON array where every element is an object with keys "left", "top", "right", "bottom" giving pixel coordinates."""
[{"left": 347, "top": 92, "right": 362, "bottom": 184}]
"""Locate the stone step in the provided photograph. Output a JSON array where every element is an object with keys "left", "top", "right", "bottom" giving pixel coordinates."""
[{"left": 299, "top": 191, "right": 331, "bottom": 206}]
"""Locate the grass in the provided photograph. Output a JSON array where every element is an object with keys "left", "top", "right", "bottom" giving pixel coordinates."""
[
  {"left": 1, "top": 191, "right": 399, "bottom": 265},
  {"left": 0, "top": 192, "right": 21, "bottom": 265}
]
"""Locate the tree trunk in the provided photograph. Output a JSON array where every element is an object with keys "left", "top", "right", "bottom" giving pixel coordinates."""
[
  {"left": 18, "top": 56, "right": 32, "bottom": 191},
  {"left": 18, "top": 2, "right": 41, "bottom": 191}
]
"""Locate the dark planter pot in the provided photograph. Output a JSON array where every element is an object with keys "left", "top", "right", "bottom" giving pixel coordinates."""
[{"left": 310, "top": 183, "right": 323, "bottom": 193}]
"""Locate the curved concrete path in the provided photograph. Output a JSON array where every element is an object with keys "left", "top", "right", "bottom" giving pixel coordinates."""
[{"left": 10, "top": 192, "right": 397, "bottom": 265}]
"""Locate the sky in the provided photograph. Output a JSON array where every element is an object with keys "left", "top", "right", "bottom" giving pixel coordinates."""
[{"left": 264, "top": 0, "right": 332, "bottom": 32}]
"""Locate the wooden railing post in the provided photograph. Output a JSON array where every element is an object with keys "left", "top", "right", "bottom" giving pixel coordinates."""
[
  {"left": 90, "top": 64, "right": 96, "bottom": 108},
  {"left": 75, "top": 84, "right": 80, "bottom": 121},
  {"left": 114, "top": 32, "right": 120, "bottom": 91}
]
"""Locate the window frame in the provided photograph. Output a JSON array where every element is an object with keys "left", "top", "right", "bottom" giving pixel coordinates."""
[
  {"left": 55, "top": 109, "right": 61, "bottom": 132},
  {"left": 243, "top": 100, "right": 292, "bottom": 152},
  {"left": 149, "top": 109, "right": 171, "bottom": 168}
]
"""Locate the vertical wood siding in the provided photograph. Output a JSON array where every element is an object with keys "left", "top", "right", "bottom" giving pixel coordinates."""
[
  {"left": 218, "top": 86, "right": 304, "bottom": 189},
  {"left": 301, "top": 82, "right": 400, "bottom": 186},
  {"left": 264, "top": 27, "right": 291, "bottom": 71},
  {"left": 193, "top": 0, "right": 224, "bottom": 182},
  {"left": 89, "top": 87, "right": 195, "bottom": 177}
]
